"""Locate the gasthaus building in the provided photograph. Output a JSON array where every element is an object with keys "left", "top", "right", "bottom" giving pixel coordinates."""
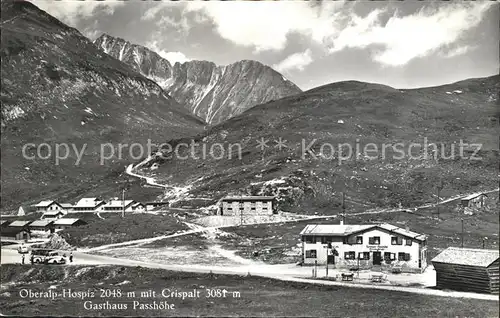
[{"left": 300, "top": 222, "right": 428, "bottom": 272}]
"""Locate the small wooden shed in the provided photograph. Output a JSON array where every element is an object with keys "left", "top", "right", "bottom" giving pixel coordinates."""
[
  {"left": 460, "top": 193, "right": 488, "bottom": 208},
  {"left": 432, "top": 247, "right": 499, "bottom": 294},
  {"left": 1, "top": 227, "right": 31, "bottom": 241}
]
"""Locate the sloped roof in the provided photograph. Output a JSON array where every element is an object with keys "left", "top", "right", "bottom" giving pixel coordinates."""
[
  {"left": 300, "top": 224, "right": 374, "bottom": 236},
  {"left": 300, "top": 223, "right": 426, "bottom": 241},
  {"left": 60, "top": 203, "right": 73, "bottom": 208},
  {"left": 42, "top": 210, "right": 64, "bottom": 216},
  {"left": 432, "top": 247, "right": 499, "bottom": 267},
  {"left": 74, "top": 198, "right": 105, "bottom": 208},
  {"left": 34, "top": 200, "right": 56, "bottom": 207},
  {"left": 102, "top": 200, "right": 134, "bottom": 208},
  {"left": 53, "top": 218, "right": 85, "bottom": 225},
  {"left": 8, "top": 220, "right": 32, "bottom": 227},
  {"left": 221, "top": 196, "right": 275, "bottom": 201},
  {"left": 0, "top": 220, "right": 11, "bottom": 226},
  {"left": 29, "top": 220, "right": 54, "bottom": 227},
  {"left": 461, "top": 193, "right": 488, "bottom": 201},
  {"left": 132, "top": 202, "right": 144, "bottom": 207},
  {"left": 377, "top": 223, "right": 427, "bottom": 240}
]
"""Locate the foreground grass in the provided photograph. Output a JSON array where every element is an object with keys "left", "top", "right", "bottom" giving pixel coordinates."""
[
  {"left": 0, "top": 265, "right": 497, "bottom": 317},
  {"left": 60, "top": 214, "right": 189, "bottom": 248}
]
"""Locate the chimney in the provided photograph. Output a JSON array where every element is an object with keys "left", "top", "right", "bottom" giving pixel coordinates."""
[
  {"left": 340, "top": 220, "right": 344, "bottom": 225},
  {"left": 405, "top": 225, "right": 410, "bottom": 232}
]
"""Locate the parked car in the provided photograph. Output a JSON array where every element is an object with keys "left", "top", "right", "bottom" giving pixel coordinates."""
[
  {"left": 17, "top": 244, "right": 29, "bottom": 254},
  {"left": 31, "top": 249, "right": 66, "bottom": 265}
]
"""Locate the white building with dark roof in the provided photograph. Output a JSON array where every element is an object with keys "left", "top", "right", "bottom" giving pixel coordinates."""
[{"left": 300, "top": 222, "right": 428, "bottom": 272}]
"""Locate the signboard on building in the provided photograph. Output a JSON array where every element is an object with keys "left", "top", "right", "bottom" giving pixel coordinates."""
[{"left": 366, "top": 245, "right": 388, "bottom": 251}]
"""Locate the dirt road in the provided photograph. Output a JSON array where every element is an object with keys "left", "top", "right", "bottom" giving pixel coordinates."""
[{"left": 1, "top": 248, "right": 497, "bottom": 301}]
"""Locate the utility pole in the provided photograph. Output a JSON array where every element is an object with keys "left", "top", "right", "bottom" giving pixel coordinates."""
[
  {"left": 436, "top": 179, "right": 443, "bottom": 219},
  {"left": 325, "top": 255, "right": 328, "bottom": 277},
  {"left": 436, "top": 186, "right": 440, "bottom": 219},
  {"left": 122, "top": 188, "right": 125, "bottom": 218},
  {"left": 342, "top": 192, "right": 346, "bottom": 224},
  {"left": 483, "top": 237, "right": 488, "bottom": 249},
  {"left": 240, "top": 205, "right": 243, "bottom": 226},
  {"left": 461, "top": 218, "right": 464, "bottom": 248},
  {"left": 357, "top": 254, "right": 360, "bottom": 279}
]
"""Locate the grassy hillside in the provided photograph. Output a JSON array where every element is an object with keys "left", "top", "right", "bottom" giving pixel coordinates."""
[
  {"left": 59, "top": 213, "right": 189, "bottom": 248},
  {"left": 138, "top": 76, "right": 499, "bottom": 214},
  {"left": 0, "top": 1, "right": 205, "bottom": 211}
]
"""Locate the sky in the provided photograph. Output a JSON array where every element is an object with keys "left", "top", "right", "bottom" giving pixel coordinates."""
[{"left": 32, "top": 0, "right": 499, "bottom": 91}]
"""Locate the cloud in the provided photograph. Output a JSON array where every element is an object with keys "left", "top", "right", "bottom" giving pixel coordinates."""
[
  {"left": 183, "top": 1, "right": 348, "bottom": 52},
  {"left": 31, "top": 0, "right": 125, "bottom": 26},
  {"left": 273, "top": 49, "right": 313, "bottom": 73},
  {"left": 440, "top": 45, "right": 476, "bottom": 58},
  {"left": 328, "top": 2, "right": 495, "bottom": 66},
  {"left": 145, "top": 40, "right": 191, "bottom": 65},
  {"left": 141, "top": 2, "right": 184, "bottom": 21},
  {"left": 181, "top": 1, "right": 494, "bottom": 66}
]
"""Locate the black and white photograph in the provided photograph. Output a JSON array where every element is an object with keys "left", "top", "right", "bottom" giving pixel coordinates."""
[{"left": 0, "top": 0, "right": 499, "bottom": 317}]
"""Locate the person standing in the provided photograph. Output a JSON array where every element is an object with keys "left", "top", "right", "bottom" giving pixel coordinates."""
[
  {"left": 21, "top": 254, "right": 25, "bottom": 265},
  {"left": 69, "top": 252, "right": 73, "bottom": 263}
]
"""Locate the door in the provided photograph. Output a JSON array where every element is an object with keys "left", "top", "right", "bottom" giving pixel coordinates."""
[
  {"left": 373, "top": 252, "right": 382, "bottom": 265},
  {"left": 327, "top": 255, "right": 335, "bottom": 265}
]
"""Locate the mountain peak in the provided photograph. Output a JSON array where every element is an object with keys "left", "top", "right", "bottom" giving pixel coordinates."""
[{"left": 95, "top": 34, "right": 302, "bottom": 124}]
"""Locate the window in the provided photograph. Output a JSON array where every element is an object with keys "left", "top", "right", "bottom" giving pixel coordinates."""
[
  {"left": 398, "top": 253, "right": 411, "bottom": 261},
  {"left": 384, "top": 253, "right": 396, "bottom": 261},
  {"left": 344, "top": 251, "right": 356, "bottom": 259},
  {"left": 358, "top": 252, "right": 370, "bottom": 260},
  {"left": 406, "top": 239, "right": 412, "bottom": 246},
  {"left": 369, "top": 236, "right": 380, "bottom": 245},
  {"left": 391, "top": 236, "right": 403, "bottom": 245},
  {"left": 305, "top": 250, "right": 317, "bottom": 258},
  {"left": 304, "top": 236, "right": 315, "bottom": 244},
  {"left": 343, "top": 236, "right": 357, "bottom": 245},
  {"left": 321, "top": 236, "right": 333, "bottom": 244},
  {"left": 356, "top": 236, "right": 363, "bottom": 244}
]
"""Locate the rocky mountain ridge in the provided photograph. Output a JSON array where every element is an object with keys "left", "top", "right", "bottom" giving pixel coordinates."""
[{"left": 94, "top": 34, "right": 302, "bottom": 124}]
